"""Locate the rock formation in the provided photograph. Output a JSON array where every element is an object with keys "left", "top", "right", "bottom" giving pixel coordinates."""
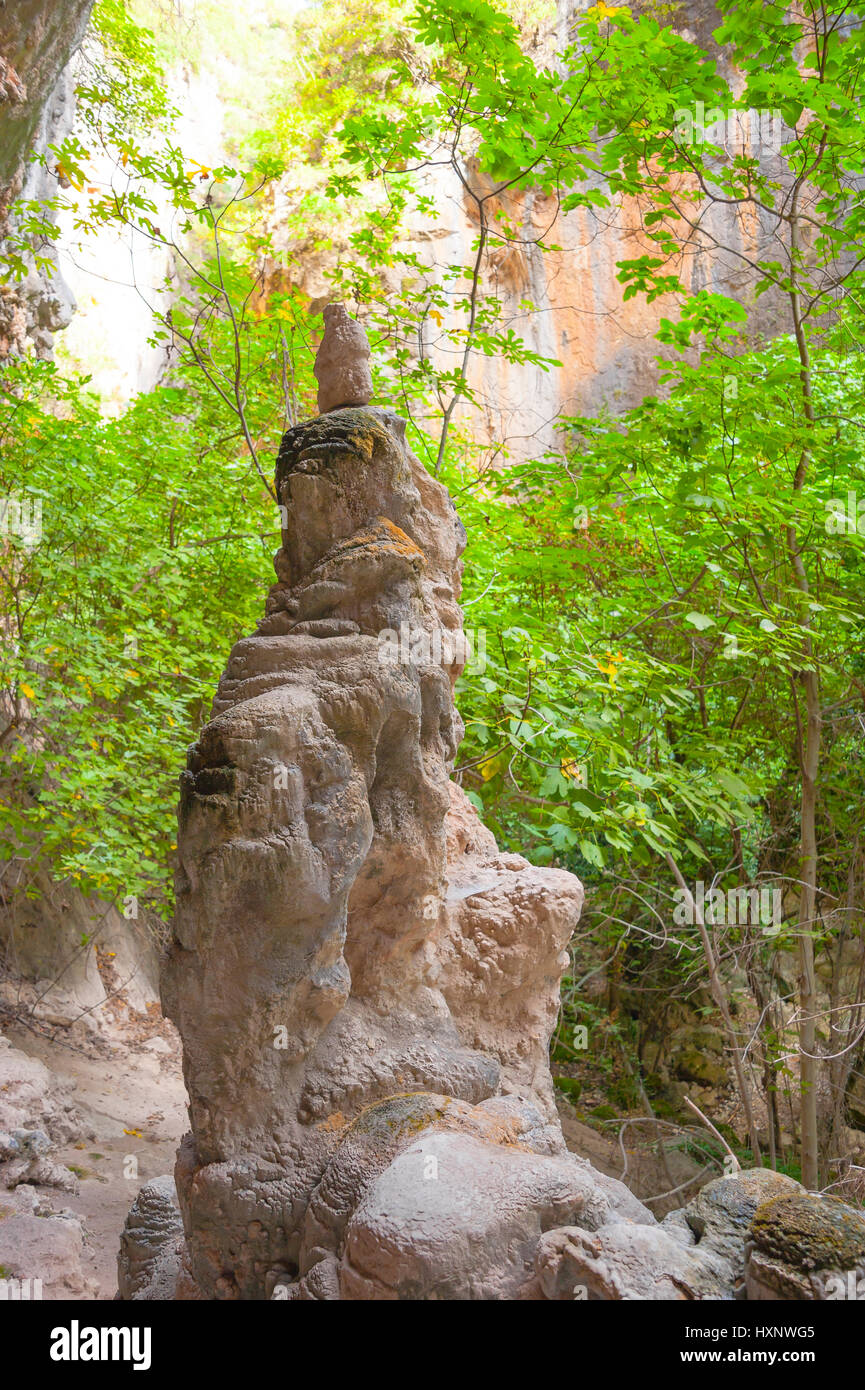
[
  {"left": 151, "top": 377, "right": 592, "bottom": 1299},
  {"left": 119, "top": 314, "right": 865, "bottom": 1301},
  {"left": 313, "top": 302, "right": 374, "bottom": 413},
  {"left": 745, "top": 1190, "right": 865, "bottom": 1300},
  {"left": 0, "top": 1033, "right": 98, "bottom": 1298},
  {"left": 0, "top": 0, "right": 95, "bottom": 357}
]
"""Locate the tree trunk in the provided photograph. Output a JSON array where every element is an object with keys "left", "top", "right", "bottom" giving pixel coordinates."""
[
  {"left": 787, "top": 204, "right": 822, "bottom": 1190},
  {"left": 666, "top": 854, "right": 762, "bottom": 1166}
]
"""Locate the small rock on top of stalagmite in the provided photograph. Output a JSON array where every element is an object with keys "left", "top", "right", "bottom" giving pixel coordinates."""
[{"left": 313, "top": 302, "right": 374, "bottom": 414}]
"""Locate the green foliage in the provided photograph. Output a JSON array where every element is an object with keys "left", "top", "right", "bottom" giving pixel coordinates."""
[
  {"left": 87, "top": 0, "right": 173, "bottom": 134},
  {"left": 451, "top": 337, "right": 864, "bottom": 890},
  {"left": 0, "top": 356, "right": 282, "bottom": 911},
  {"left": 251, "top": 0, "right": 418, "bottom": 169},
  {"left": 0, "top": 0, "right": 173, "bottom": 286}
]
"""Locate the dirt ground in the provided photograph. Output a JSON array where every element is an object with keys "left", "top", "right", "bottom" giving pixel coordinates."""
[{"left": 3, "top": 1010, "right": 187, "bottom": 1299}]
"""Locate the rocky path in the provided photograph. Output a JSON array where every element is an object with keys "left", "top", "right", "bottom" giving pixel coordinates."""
[{"left": 0, "top": 1013, "right": 185, "bottom": 1299}]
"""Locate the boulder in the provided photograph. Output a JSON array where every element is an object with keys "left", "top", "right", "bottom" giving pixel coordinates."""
[
  {"left": 745, "top": 1190, "right": 865, "bottom": 1300},
  {"left": 313, "top": 303, "right": 373, "bottom": 413},
  {"left": 0, "top": 1033, "right": 82, "bottom": 1144},
  {"left": 0, "top": 1186, "right": 96, "bottom": 1299}
]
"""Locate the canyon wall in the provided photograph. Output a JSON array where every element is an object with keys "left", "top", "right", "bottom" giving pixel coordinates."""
[
  {"left": 0, "top": 0, "right": 95, "bottom": 357},
  {"left": 25, "top": 0, "right": 794, "bottom": 434},
  {"left": 402, "top": 0, "right": 792, "bottom": 459}
]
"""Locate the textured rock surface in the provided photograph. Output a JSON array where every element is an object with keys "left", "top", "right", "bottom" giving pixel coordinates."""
[
  {"left": 530, "top": 1170, "right": 864, "bottom": 1303},
  {"left": 148, "top": 367, "right": 599, "bottom": 1298},
  {"left": 0, "top": 864, "right": 161, "bottom": 1029},
  {"left": 285, "top": 1090, "right": 657, "bottom": 1299},
  {"left": 0, "top": 1035, "right": 83, "bottom": 1196},
  {"left": 127, "top": 324, "right": 865, "bottom": 1300},
  {"left": 440, "top": 782, "right": 581, "bottom": 1123},
  {"left": 535, "top": 1219, "right": 733, "bottom": 1301},
  {"left": 745, "top": 1191, "right": 865, "bottom": 1300},
  {"left": 0, "top": 1032, "right": 83, "bottom": 1144},
  {"left": 0, "top": 1034, "right": 96, "bottom": 1298},
  {"left": 3, "top": 1152, "right": 80, "bottom": 1194},
  {"left": 313, "top": 302, "right": 374, "bottom": 413},
  {"left": 117, "top": 1175, "right": 187, "bottom": 1301},
  {"left": 338, "top": 1130, "right": 627, "bottom": 1300},
  {"left": 0, "top": 0, "right": 94, "bottom": 356},
  {"left": 0, "top": 1199, "right": 96, "bottom": 1298},
  {"left": 681, "top": 1168, "right": 801, "bottom": 1288}
]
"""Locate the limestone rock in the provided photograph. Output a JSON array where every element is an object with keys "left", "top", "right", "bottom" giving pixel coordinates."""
[
  {"left": 11, "top": 1127, "right": 51, "bottom": 1157},
  {"left": 282, "top": 1091, "right": 654, "bottom": 1300},
  {"left": 745, "top": 1190, "right": 865, "bottom": 1300},
  {"left": 117, "top": 1175, "right": 187, "bottom": 1301},
  {"left": 150, "top": 400, "right": 588, "bottom": 1299},
  {"left": 339, "top": 1131, "right": 618, "bottom": 1300},
  {"left": 0, "top": 1202, "right": 96, "bottom": 1298},
  {"left": 677, "top": 1168, "right": 801, "bottom": 1293},
  {"left": 440, "top": 781, "right": 583, "bottom": 1122},
  {"left": 0, "top": 1033, "right": 83, "bottom": 1145},
  {"left": 535, "top": 1219, "right": 733, "bottom": 1301},
  {"left": 532, "top": 1171, "right": 808, "bottom": 1301},
  {"left": 313, "top": 303, "right": 373, "bottom": 413},
  {"left": 3, "top": 1154, "right": 80, "bottom": 1195}
]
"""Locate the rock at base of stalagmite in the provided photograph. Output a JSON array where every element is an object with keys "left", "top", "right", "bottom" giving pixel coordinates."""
[
  {"left": 313, "top": 303, "right": 374, "bottom": 414},
  {"left": 745, "top": 1190, "right": 865, "bottom": 1300}
]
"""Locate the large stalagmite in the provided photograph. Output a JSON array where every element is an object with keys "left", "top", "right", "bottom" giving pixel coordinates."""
[
  {"left": 119, "top": 309, "right": 865, "bottom": 1301},
  {"left": 156, "top": 331, "right": 598, "bottom": 1298}
]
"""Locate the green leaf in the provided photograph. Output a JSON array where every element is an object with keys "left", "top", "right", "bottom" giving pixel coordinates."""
[{"left": 685, "top": 611, "right": 715, "bottom": 630}]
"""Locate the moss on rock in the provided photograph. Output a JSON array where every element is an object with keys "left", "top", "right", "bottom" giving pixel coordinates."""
[{"left": 749, "top": 1191, "right": 865, "bottom": 1272}]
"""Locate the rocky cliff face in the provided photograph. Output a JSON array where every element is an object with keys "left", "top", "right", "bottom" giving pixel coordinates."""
[
  {"left": 0, "top": 0, "right": 94, "bottom": 356},
  {"left": 406, "top": 0, "right": 793, "bottom": 459}
]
